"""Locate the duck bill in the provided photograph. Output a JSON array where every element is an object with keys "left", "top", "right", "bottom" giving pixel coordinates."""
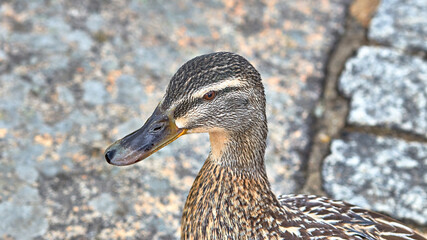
[{"left": 105, "top": 106, "right": 187, "bottom": 166}]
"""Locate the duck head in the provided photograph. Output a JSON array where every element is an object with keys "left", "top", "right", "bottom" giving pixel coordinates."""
[{"left": 105, "top": 52, "right": 266, "bottom": 166}]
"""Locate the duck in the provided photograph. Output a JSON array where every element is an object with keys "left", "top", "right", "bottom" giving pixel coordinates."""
[{"left": 105, "top": 52, "right": 425, "bottom": 240}]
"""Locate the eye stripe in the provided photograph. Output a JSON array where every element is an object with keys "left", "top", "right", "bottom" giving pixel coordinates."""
[
  {"left": 164, "top": 78, "right": 244, "bottom": 115},
  {"left": 173, "top": 87, "right": 240, "bottom": 119}
]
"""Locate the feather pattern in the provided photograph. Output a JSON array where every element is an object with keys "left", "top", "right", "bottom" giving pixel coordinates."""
[
  {"left": 107, "top": 52, "right": 426, "bottom": 240},
  {"left": 181, "top": 158, "right": 356, "bottom": 239},
  {"left": 171, "top": 53, "right": 426, "bottom": 240},
  {"left": 279, "top": 195, "right": 425, "bottom": 240}
]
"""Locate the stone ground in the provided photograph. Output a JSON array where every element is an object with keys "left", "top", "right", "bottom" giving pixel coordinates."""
[
  {"left": 0, "top": 0, "right": 425, "bottom": 239},
  {"left": 320, "top": 0, "right": 427, "bottom": 230}
]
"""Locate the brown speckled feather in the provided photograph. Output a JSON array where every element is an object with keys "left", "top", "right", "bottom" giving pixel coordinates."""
[
  {"left": 279, "top": 195, "right": 425, "bottom": 240},
  {"left": 182, "top": 157, "right": 426, "bottom": 239},
  {"left": 175, "top": 53, "right": 426, "bottom": 240},
  {"left": 106, "top": 52, "right": 426, "bottom": 240},
  {"left": 182, "top": 157, "right": 357, "bottom": 240}
]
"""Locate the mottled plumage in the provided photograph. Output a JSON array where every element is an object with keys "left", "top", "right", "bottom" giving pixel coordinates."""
[
  {"left": 279, "top": 195, "right": 425, "bottom": 240},
  {"left": 105, "top": 52, "right": 425, "bottom": 240}
]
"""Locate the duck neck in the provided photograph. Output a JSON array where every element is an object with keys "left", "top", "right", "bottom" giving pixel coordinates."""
[
  {"left": 181, "top": 121, "right": 293, "bottom": 239},
  {"left": 209, "top": 121, "right": 268, "bottom": 173},
  {"left": 181, "top": 158, "right": 285, "bottom": 239}
]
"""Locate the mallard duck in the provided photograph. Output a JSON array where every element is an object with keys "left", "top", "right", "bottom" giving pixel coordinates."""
[{"left": 105, "top": 52, "right": 425, "bottom": 239}]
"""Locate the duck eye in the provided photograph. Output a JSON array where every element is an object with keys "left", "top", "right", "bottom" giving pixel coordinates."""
[{"left": 203, "top": 91, "right": 216, "bottom": 101}]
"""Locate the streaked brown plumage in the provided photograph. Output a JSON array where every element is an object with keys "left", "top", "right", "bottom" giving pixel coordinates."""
[{"left": 105, "top": 52, "right": 426, "bottom": 240}]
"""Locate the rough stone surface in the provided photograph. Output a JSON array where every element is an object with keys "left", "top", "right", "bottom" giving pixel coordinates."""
[
  {"left": 323, "top": 132, "right": 427, "bottom": 225},
  {"left": 0, "top": 0, "right": 350, "bottom": 238},
  {"left": 339, "top": 46, "right": 427, "bottom": 137},
  {"left": 369, "top": 0, "right": 427, "bottom": 51},
  {"left": 0, "top": 186, "right": 49, "bottom": 240}
]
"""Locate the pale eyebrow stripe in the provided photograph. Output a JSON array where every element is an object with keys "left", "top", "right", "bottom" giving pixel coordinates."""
[
  {"left": 191, "top": 78, "right": 243, "bottom": 99},
  {"left": 165, "top": 78, "right": 244, "bottom": 113}
]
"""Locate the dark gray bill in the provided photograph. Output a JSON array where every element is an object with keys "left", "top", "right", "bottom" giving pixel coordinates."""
[{"left": 105, "top": 106, "right": 187, "bottom": 166}]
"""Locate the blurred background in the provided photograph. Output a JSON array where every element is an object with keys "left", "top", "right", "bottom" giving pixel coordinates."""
[{"left": 0, "top": 0, "right": 426, "bottom": 239}]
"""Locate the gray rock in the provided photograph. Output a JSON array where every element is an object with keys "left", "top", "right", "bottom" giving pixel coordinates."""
[
  {"left": 369, "top": 0, "right": 427, "bottom": 51},
  {"left": 323, "top": 133, "right": 427, "bottom": 225},
  {"left": 89, "top": 193, "right": 118, "bottom": 216},
  {"left": 0, "top": 0, "right": 353, "bottom": 238},
  {"left": 36, "top": 160, "right": 63, "bottom": 178},
  {"left": 12, "top": 185, "right": 41, "bottom": 205},
  {"left": 57, "top": 86, "right": 75, "bottom": 104},
  {"left": 0, "top": 186, "right": 48, "bottom": 240},
  {"left": 101, "top": 58, "right": 119, "bottom": 73},
  {"left": 115, "top": 74, "right": 146, "bottom": 107},
  {"left": 339, "top": 46, "right": 427, "bottom": 137},
  {"left": 265, "top": 84, "right": 311, "bottom": 194},
  {"left": 0, "top": 202, "right": 48, "bottom": 240},
  {"left": 45, "top": 16, "right": 72, "bottom": 34},
  {"left": 9, "top": 143, "right": 45, "bottom": 166},
  {"left": 80, "top": 128, "right": 103, "bottom": 145},
  {"left": 145, "top": 177, "right": 172, "bottom": 197},
  {"left": 86, "top": 14, "right": 104, "bottom": 33},
  {"left": 0, "top": 75, "right": 31, "bottom": 112},
  {"left": 0, "top": 49, "right": 7, "bottom": 62},
  {"left": 36, "top": 156, "right": 74, "bottom": 178},
  {"left": 64, "top": 30, "right": 94, "bottom": 52},
  {"left": 114, "top": 117, "right": 142, "bottom": 140},
  {"left": 15, "top": 165, "right": 39, "bottom": 184},
  {"left": 83, "top": 80, "right": 108, "bottom": 105},
  {"left": 29, "top": 34, "right": 68, "bottom": 54},
  {"left": 67, "top": 109, "right": 98, "bottom": 127},
  {"left": 133, "top": 47, "right": 179, "bottom": 77}
]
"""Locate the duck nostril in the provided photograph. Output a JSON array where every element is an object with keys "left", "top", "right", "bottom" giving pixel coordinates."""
[
  {"left": 105, "top": 149, "right": 116, "bottom": 164},
  {"left": 152, "top": 125, "right": 164, "bottom": 132}
]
